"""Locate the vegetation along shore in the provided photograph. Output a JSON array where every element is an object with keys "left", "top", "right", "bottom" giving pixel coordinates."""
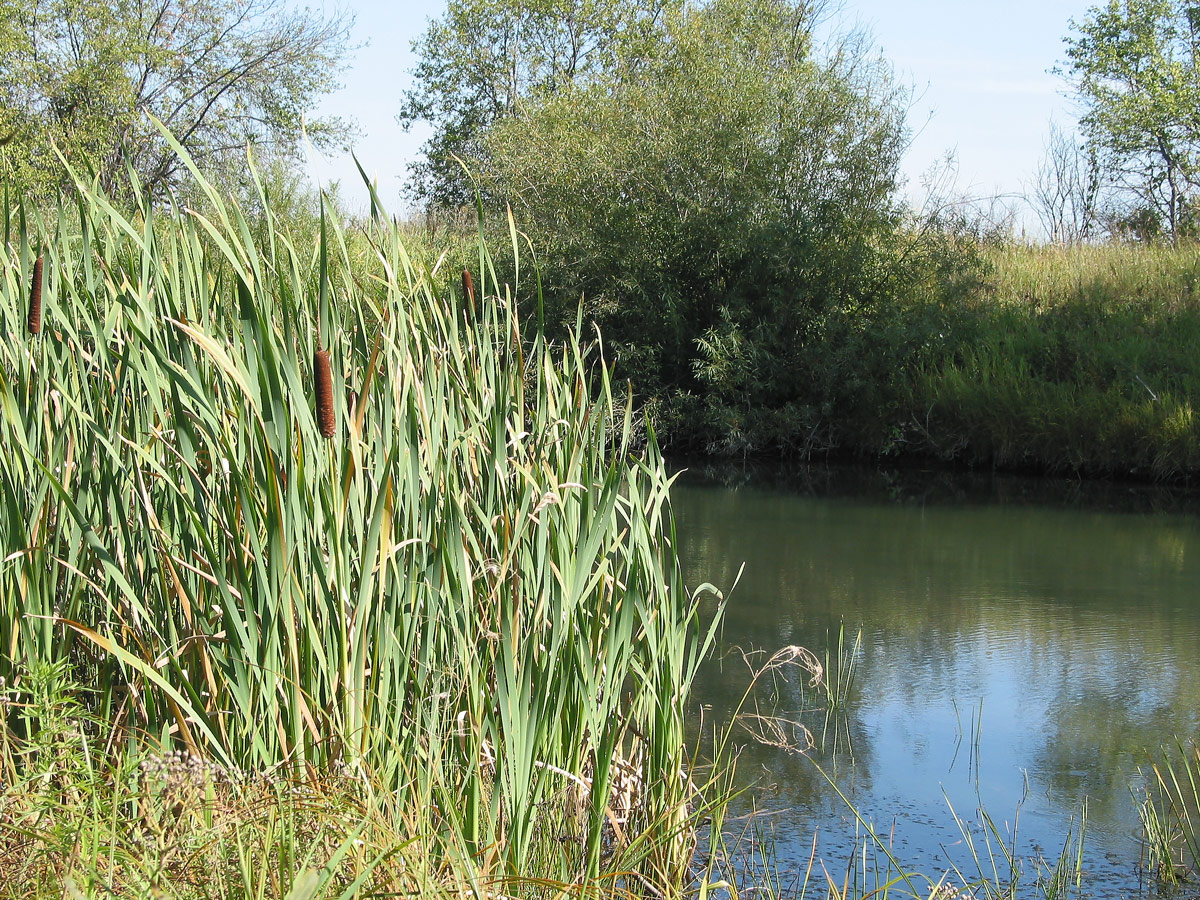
[
  {"left": 4, "top": 0, "right": 1200, "bottom": 896},
  {"left": 0, "top": 142, "right": 734, "bottom": 895},
  {"left": 396, "top": 0, "right": 1200, "bottom": 482}
]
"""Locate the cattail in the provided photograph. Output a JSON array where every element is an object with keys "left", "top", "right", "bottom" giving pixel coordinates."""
[
  {"left": 314, "top": 348, "right": 336, "bottom": 439},
  {"left": 462, "top": 268, "right": 476, "bottom": 317},
  {"left": 27, "top": 255, "right": 43, "bottom": 336}
]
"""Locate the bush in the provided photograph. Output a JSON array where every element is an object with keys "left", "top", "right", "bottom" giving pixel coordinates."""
[{"left": 482, "top": 0, "right": 986, "bottom": 453}]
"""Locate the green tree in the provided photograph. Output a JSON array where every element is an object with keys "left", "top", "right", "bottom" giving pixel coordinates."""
[
  {"left": 0, "top": 0, "right": 354, "bottom": 200},
  {"left": 482, "top": 0, "right": 945, "bottom": 452},
  {"left": 398, "top": 0, "right": 677, "bottom": 207},
  {"left": 1062, "top": 0, "right": 1200, "bottom": 239}
]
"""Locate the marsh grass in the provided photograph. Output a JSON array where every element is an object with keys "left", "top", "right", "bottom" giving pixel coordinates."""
[
  {"left": 783, "top": 772, "right": 1089, "bottom": 900},
  {"left": 705, "top": 645, "right": 1092, "bottom": 900},
  {"left": 1138, "top": 740, "right": 1200, "bottom": 885},
  {"left": 1, "top": 665, "right": 412, "bottom": 899},
  {"left": 905, "top": 241, "right": 1200, "bottom": 478},
  {"left": 986, "top": 242, "right": 1200, "bottom": 310},
  {"left": 0, "top": 134, "right": 730, "bottom": 896},
  {"left": 682, "top": 237, "right": 1200, "bottom": 478},
  {"left": 821, "top": 623, "right": 861, "bottom": 714}
]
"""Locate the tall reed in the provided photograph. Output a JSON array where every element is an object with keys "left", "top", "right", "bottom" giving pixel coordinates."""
[
  {"left": 0, "top": 135, "right": 725, "bottom": 894},
  {"left": 1139, "top": 740, "right": 1200, "bottom": 884}
]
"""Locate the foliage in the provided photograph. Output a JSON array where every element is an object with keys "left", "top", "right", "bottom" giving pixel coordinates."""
[
  {"left": 481, "top": 0, "right": 977, "bottom": 456},
  {"left": 901, "top": 241, "right": 1200, "bottom": 478},
  {"left": 1061, "top": 0, "right": 1200, "bottom": 239},
  {"left": 0, "top": 0, "right": 353, "bottom": 201},
  {"left": 0, "top": 138, "right": 727, "bottom": 892},
  {"left": 0, "top": 668, "right": 417, "bottom": 897},
  {"left": 637, "top": 236, "right": 1200, "bottom": 479},
  {"left": 398, "top": 0, "right": 676, "bottom": 207}
]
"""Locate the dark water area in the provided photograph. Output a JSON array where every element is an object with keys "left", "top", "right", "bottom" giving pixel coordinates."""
[{"left": 672, "top": 460, "right": 1200, "bottom": 898}]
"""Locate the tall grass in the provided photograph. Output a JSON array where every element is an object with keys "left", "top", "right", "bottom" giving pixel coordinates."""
[
  {"left": 672, "top": 237, "right": 1200, "bottom": 478},
  {"left": 901, "top": 241, "right": 1200, "bottom": 478},
  {"left": 1138, "top": 740, "right": 1200, "bottom": 885},
  {"left": 0, "top": 138, "right": 726, "bottom": 895}
]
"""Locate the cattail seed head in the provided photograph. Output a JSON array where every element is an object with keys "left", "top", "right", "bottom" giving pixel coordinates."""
[
  {"left": 28, "top": 255, "right": 43, "bottom": 336},
  {"left": 314, "top": 348, "right": 336, "bottom": 439},
  {"left": 462, "top": 268, "right": 476, "bottom": 315}
]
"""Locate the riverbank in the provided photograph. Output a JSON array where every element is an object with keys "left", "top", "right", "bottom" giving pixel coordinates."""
[{"left": 658, "top": 241, "right": 1200, "bottom": 482}]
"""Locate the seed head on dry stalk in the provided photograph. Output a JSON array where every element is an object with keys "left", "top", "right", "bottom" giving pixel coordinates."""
[
  {"left": 28, "top": 254, "right": 43, "bottom": 336},
  {"left": 314, "top": 348, "right": 336, "bottom": 439}
]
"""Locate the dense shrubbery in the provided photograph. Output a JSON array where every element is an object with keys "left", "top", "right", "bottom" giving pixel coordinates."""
[
  {"left": 477, "top": 0, "right": 987, "bottom": 454},
  {"left": 405, "top": 0, "right": 1200, "bottom": 479}
]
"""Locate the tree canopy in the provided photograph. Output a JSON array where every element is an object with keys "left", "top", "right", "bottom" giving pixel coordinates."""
[
  {"left": 398, "top": 0, "right": 677, "bottom": 206},
  {"left": 0, "top": 0, "right": 354, "bottom": 200},
  {"left": 403, "top": 0, "right": 980, "bottom": 454},
  {"left": 484, "top": 0, "right": 977, "bottom": 456},
  {"left": 1062, "top": 0, "right": 1200, "bottom": 238}
]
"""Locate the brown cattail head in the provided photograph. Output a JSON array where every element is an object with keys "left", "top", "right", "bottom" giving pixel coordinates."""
[
  {"left": 462, "top": 268, "right": 476, "bottom": 317},
  {"left": 314, "top": 348, "right": 336, "bottom": 439},
  {"left": 28, "top": 255, "right": 43, "bottom": 336}
]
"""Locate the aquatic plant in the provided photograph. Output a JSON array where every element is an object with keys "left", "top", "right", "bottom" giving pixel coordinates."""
[
  {"left": 0, "top": 133, "right": 726, "bottom": 895},
  {"left": 1139, "top": 740, "right": 1200, "bottom": 884},
  {"left": 822, "top": 621, "right": 863, "bottom": 713},
  {"left": 26, "top": 252, "right": 42, "bottom": 335},
  {"left": 312, "top": 346, "right": 336, "bottom": 439}
]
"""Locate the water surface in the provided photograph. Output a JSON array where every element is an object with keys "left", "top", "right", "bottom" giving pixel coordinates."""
[{"left": 674, "top": 463, "right": 1200, "bottom": 896}]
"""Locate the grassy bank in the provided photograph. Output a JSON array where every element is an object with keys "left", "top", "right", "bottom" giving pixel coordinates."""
[
  {"left": 655, "top": 239, "right": 1200, "bottom": 481},
  {"left": 0, "top": 145, "right": 727, "bottom": 897},
  {"left": 906, "top": 242, "right": 1200, "bottom": 479}
]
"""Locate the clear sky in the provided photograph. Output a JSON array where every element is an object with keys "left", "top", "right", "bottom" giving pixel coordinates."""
[{"left": 300, "top": 0, "right": 1096, "bottom": 226}]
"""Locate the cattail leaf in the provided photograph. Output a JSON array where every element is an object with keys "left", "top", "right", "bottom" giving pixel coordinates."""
[{"left": 169, "top": 317, "right": 261, "bottom": 419}]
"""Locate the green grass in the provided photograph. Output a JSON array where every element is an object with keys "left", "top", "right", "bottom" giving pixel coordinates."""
[
  {"left": 0, "top": 136, "right": 731, "bottom": 897},
  {"left": 986, "top": 242, "right": 1200, "bottom": 310},
  {"left": 1138, "top": 740, "right": 1200, "bottom": 885},
  {"left": 663, "top": 236, "right": 1200, "bottom": 478},
  {"left": 893, "top": 240, "right": 1200, "bottom": 479}
]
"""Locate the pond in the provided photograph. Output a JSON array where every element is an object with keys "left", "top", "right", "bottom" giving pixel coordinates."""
[{"left": 672, "top": 462, "right": 1200, "bottom": 898}]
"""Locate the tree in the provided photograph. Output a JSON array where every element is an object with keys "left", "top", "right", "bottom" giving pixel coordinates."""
[
  {"left": 481, "top": 0, "right": 939, "bottom": 452},
  {"left": 0, "top": 0, "right": 354, "bottom": 200},
  {"left": 398, "top": 0, "right": 677, "bottom": 207},
  {"left": 1031, "top": 120, "right": 1103, "bottom": 243},
  {"left": 1061, "top": 0, "right": 1200, "bottom": 239}
]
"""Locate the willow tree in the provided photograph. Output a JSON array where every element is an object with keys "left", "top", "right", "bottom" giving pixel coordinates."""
[
  {"left": 0, "top": 0, "right": 354, "bottom": 200},
  {"left": 480, "top": 0, "right": 924, "bottom": 452},
  {"left": 398, "top": 0, "right": 678, "bottom": 207}
]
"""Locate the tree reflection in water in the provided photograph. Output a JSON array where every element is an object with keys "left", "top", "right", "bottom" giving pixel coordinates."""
[{"left": 674, "top": 462, "right": 1200, "bottom": 896}]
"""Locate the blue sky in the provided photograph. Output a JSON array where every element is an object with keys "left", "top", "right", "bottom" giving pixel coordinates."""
[{"left": 301, "top": 0, "right": 1095, "bottom": 225}]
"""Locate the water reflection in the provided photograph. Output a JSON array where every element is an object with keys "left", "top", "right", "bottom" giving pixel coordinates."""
[{"left": 674, "top": 463, "right": 1200, "bottom": 896}]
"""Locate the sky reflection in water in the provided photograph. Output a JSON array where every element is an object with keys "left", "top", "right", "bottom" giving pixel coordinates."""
[{"left": 672, "top": 464, "right": 1200, "bottom": 896}]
